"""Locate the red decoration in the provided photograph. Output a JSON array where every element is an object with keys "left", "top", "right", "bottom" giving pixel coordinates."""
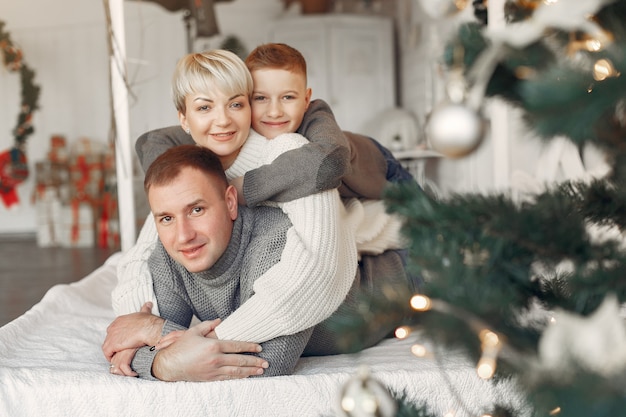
[
  {"left": 0, "top": 20, "right": 41, "bottom": 208},
  {"left": 0, "top": 147, "right": 28, "bottom": 208}
]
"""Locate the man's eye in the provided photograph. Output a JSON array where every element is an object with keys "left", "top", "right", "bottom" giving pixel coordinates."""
[
  {"left": 192, "top": 207, "right": 204, "bottom": 215},
  {"left": 284, "top": 95, "right": 295, "bottom": 100},
  {"left": 160, "top": 216, "right": 172, "bottom": 224}
]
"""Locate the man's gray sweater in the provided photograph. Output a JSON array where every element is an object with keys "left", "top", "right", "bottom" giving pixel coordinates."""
[{"left": 132, "top": 205, "right": 409, "bottom": 380}]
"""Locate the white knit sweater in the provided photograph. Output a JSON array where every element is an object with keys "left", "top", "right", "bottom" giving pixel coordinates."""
[{"left": 112, "top": 131, "right": 405, "bottom": 343}]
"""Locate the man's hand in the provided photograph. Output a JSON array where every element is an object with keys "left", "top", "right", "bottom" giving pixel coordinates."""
[
  {"left": 102, "top": 302, "right": 164, "bottom": 362},
  {"left": 152, "top": 319, "right": 269, "bottom": 382},
  {"left": 109, "top": 348, "right": 139, "bottom": 377}
]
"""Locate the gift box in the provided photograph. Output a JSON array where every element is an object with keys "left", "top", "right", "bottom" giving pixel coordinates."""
[
  {"left": 47, "top": 135, "right": 68, "bottom": 163},
  {"left": 97, "top": 173, "right": 120, "bottom": 249},
  {"left": 35, "top": 186, "right": 64, "bottom": 247},
  {"left": 60, "top": 202, "right": 95, "bottom": 248},
  {"left": 34, "top": 137, "right": 119, "bottom": 249}
]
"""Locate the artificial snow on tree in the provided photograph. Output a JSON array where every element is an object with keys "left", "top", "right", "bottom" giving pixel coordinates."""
[{"left": 333, "top": 0, "right": 626, "bottom": 415}]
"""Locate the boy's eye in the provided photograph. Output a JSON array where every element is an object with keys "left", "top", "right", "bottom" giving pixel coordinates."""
[{"left": 253, "top": 95, "right": 267, "bottom": 102}]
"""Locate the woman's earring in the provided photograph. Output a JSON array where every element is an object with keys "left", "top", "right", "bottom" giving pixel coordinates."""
[{"left": 186, "top": 129, "right": 191, "bottom": 135}]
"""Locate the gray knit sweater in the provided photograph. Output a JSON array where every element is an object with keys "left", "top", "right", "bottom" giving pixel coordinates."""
[
  {"left": 132, "top": 205, "right": 313, "bottom": 379},
  {"left": 131, "top": 204, "right": 409, "bottom": 380}
]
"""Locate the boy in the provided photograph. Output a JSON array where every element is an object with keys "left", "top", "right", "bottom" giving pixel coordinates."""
[
  {"left": 134, "top": 44, "right": 417, "bottom": 209},
  {"left": 241, "top": 42, "right": 416, "bottom": 205}
]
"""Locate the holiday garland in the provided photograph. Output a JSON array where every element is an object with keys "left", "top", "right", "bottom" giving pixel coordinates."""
[{"left": 0, "top": 20, "right": 41, "bottom": 207}]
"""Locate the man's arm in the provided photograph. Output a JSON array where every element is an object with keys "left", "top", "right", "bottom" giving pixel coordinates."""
[
  {"left": 133, "top": 320, "right": 269, "bottom": 382},
  {"left": 242, "top": 99, "right": 351, "bottom": 206}
]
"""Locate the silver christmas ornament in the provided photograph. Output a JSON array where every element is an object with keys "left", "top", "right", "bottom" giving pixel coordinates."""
[
  {"left": 426, "top": 102, "right": 485, "bottom": 158},
  {"left": 338, "top": 366, "right": 397, "bottom": 417}
]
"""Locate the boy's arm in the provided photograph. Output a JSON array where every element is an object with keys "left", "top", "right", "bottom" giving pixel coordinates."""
[
  {"left": 242, "top": 99, "right": 351, "bottom": 206},
  {"left": 337, "top": 131, "right": 389, "bottom": 199},
  {"left": 135, "top": 126, "right": 196, "bottom": 173}
]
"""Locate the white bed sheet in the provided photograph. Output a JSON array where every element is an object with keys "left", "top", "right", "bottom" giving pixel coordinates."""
[{"left": 0, "top": 253, "right": 526, "bottom": 417}]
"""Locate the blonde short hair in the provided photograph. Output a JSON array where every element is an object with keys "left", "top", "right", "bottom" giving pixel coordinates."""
[{"left": 171, "top": 49, "right": 254, "bottom": 113}]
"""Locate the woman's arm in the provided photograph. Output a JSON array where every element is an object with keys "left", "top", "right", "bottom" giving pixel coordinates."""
[
  {"left": 112, "top": 126, "right": 195, "bottom": 315},
  {"left": 216, "top": 133, "right": 358, "bottom": 343},
  {"left": 112, "top": 214, "right": 160, "bottom": 316}
]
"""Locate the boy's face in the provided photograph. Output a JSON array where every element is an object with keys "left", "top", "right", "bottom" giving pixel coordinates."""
[
  {"left": 179, "top": 88, "right": 251, "bottom": 169},
  {"left": 250, "top": 68, "right": 312, "bottom": 139},
  {"left": 149, "top": 167, "right": 238, "bottom": 274}
]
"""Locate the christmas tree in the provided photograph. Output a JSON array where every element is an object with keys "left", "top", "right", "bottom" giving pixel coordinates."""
[{"left": 334, "top": 1, "right": 626, "bottom": 416}]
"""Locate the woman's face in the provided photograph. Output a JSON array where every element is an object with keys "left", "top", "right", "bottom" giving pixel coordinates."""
[{"left": 179, "top": 88, "right": 251, "bottom": 169}]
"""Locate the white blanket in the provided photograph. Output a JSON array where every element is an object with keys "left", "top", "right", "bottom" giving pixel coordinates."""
[{"left": 0, "top": 253, "right": 526, "bottom": 417}]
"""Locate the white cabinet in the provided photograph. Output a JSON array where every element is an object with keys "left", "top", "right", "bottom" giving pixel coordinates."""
[{"left": 269, "top": 14, "right": 396, "bottom": 135}]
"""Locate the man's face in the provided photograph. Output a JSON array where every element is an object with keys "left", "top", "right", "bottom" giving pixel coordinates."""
[
  {"left": 179, "top": 88, "right": 251, "bottom": 170},
  {"left": 250, "top": 68, "right": 311, "bottom": 139},
  {"left": 149, "top": 167, "right": 238, "bottom": 273}
]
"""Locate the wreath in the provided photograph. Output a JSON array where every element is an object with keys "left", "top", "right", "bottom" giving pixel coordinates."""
[{"left": 0, "top": 20, "right": 40, "bottom": 208}]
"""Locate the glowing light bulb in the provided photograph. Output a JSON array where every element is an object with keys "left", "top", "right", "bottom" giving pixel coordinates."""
[
  {"left": 410, "top": 295, "right": 431, "bottom": 311},
  {"left": 411, "top": 344, "right": 428, "bottom": 357},
  {"left": 479, "top": 329, "right": 498, "bottom": 345},
  {"left": 341, "top": 397, "right": 355, "bottom": 412},
  {"left": 395, "top": 326, "right": 411, "bottom": 339},
  {"left": 594, "top": 59, "right": 620, "bottom": 81},
  {"left": 477, "top": 358, "right": 496, "bottom": 379}
]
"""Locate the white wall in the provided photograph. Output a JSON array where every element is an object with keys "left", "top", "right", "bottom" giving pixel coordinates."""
[
  {"left": 0, "top": 0, "right": 540, "bottom": 235},
  {"left": 0, "top": 1, "right": 111, "bottom": 233},
  {"left": 0, "top": 0, "right": 283, "bottom": 234},
  {"left": 0, "top": 0, "right": 165, "bottom": 234}
]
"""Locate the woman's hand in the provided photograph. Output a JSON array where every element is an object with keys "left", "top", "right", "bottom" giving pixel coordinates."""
[{"left": 152, "top": 319, "right": 268, "bottom": 382}]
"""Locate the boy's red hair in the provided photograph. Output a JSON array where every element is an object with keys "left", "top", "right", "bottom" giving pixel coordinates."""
[{"left": 245, "top": 43, "right": 307, "bottom": 78}]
